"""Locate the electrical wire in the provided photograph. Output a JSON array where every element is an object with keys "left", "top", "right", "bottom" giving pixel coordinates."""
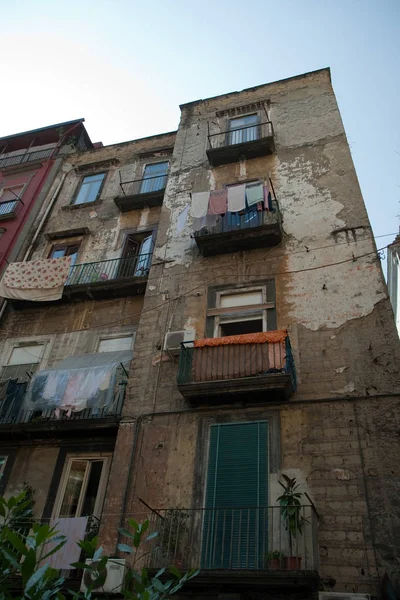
[{"left": 6, "top": 242, "right": 390, "bottom": 344}]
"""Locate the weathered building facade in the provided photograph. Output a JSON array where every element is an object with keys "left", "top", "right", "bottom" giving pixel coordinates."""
[
  {"left": 0, "top": 68, "right": 399, "bottom": 598},
  {"left": 0, "top": 130, "right": 175, "bottom": 584}
]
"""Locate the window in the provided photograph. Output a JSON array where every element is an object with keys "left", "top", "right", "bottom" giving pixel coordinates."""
[
  {"left": 55, "top": 456, "right": 110, "bottom": 519},
  {"left": 49, "top": 244, "right": 80, "bottom": 267},
  {"left": 1, "top": 344, "right": 45, "bottom": 382},
  {"left": 206, "top": 283, "right": 276, "bottom": 338},
  {"left": 140, "top": 162, "right": 168, "bottom": 194},
  {"left": 98, "top": 335, "right": 133, "bottom": 353},
  {"left": 228, "top": 114, "right": 259, "bottom": 145},
  {"left": 73, "top": 173, "right": 105, "bottom": 205},
  {"left": 0, "top": 184, "right": 24, "bottom": 217}
]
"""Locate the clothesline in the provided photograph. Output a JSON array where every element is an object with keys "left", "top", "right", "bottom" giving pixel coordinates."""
[{"left": 191, "top": 181, "right": 273, "bottom": 219}]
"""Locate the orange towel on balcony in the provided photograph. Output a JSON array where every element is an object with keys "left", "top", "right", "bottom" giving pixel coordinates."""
[
  {"left": 192, "top": 331, "right": 287, "bottom": 382},
  {"left": 193, "top": 330, "right": 287, "bottom": 347},
  {"left": 0, "top": 257, "right": 71, "bottom": 302}
]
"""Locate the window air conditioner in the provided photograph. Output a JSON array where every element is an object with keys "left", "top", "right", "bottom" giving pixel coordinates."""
[
  {"left": 164, "top": 329, "right": 195, "bottom": 357},
  {"left": 80, "top": 558, "right": 128, "bottom": 594},
  {"left": 319, "top": 594, "right": 371, "bottom": 600}
]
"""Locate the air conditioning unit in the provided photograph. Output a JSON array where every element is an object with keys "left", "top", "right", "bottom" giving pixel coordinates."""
[
  {"left": 80, "top": 558, "right": 128, "bottom": 594},
  {"left": 164, "top": 329, "right": 195, "bottom": 357},
  {"left": 319, "top": 594, "right": 371, "bottom": 600}
]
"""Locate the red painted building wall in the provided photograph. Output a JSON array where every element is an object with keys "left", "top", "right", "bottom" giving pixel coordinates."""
[
  {"left": 0, "top": 120, "right": 93, "bottom": 274},
  {"left": 0, "top": 157, "right": 56, "bottom": 271}
]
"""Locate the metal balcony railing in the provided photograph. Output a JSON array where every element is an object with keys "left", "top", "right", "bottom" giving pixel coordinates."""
[
  {"left": 135, "top": 505, "right": 318, "bottom": 571},
  {"left": 8, "top": 515, "right": 100, "bottom": 576},
  {"left": 66, "top": 254, "right": 152, "bottom": 286},
  {"left": 0, "top": 380, "right": 126, "bottom": 426},
  {"left": 0, "top": 148, "right": 55, "bottom": 169},
  {"left": 0, "top": 198, "right": 24, "bottom": 219},
  {"left": 194, "top": 200, "right": 280, "bottom": 237},
  {"left": 177, "top": 335, "right": 296, "bottom": 392},
  {"left": 119, "top": 174, "right": 168, "bottom": 197},
  {"left": 208, "top": 121, "right": 274, "bottom": 150}
]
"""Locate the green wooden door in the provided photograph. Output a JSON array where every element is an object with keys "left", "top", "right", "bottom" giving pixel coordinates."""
[{"left": 202, "top": 421, "right": 268, "bottom": 569}]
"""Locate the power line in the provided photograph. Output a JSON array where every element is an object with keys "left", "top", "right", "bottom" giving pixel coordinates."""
[{"left": 7, "top": 243, "right": 388, "bottom": 340}]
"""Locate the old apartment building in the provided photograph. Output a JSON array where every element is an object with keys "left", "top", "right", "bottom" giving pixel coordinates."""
[{"left": 0, "top": 68, "right": 399, "bottom": 598}]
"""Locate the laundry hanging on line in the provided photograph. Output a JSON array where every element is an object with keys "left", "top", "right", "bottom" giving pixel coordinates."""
[
  {"left": 245, "top": 182, "right": 264, "bottom": 207},
  {"left": 191, "top": 181, "right": 273, "bottom": 219}
]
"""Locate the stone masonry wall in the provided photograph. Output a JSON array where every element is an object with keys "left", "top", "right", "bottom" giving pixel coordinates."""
[{"left": 101, "top": 69, "right": 400, "bottom": 595}]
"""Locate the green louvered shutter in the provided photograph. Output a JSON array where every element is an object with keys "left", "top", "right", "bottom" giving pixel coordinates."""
[{"left": 202, "top": 421, "right": 268, "bottom": 569}]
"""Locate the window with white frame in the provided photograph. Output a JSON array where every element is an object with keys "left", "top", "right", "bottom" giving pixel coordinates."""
[
  {"left": 54, "top": 456, "right": 111, "bottom": 519},
  {"left": 206, "top": 282, "right": 277, "bottom": 338},
  {"left": 97, "top": 335, "right": 133, "bottom": 353},
  {"left": 1, "top": 344, "right": 45, "bottom": 382}
]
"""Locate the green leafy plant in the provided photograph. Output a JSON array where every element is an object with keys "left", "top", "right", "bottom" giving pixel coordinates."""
[
  {"left": 0, "top": 487, "right": 199, "bottom": 600},
  {"left": 159, "top": 509, "right": 189, "bottom": 566},
  {"left": 266, "top": 550, "right": 286, "bottom": 560},
  {"left": 277, "top": 473, "right": 307, "bottom": 559}
]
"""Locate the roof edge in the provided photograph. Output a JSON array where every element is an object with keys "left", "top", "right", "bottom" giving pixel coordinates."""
[
  {"left": 0, "top": 118, "right": 86, "bottom": 143},
  {"left": 179, "top": 67, "right": 332, "bottom": 110}
]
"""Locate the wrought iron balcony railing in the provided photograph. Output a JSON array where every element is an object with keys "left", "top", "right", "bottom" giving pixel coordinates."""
[
  {"left": 177, "top": 334, "right": 296, "bottom": 397},
  {"left": 119, "top": 175, "right": 168, "bottom": 198},
  {"left": 66, "top": 254, "right": 152, "bottom": 286},
  {"left": 0, "top": 380, "right": 126, "bottom": 426},
  {"left": 0, "top": 147, "right": 55, "bottom": 169},
  {"left": 208, "top": 121, "right": 274, "bottom": 150},
  {"left": 133, "top": 505, "right": 318, "bottom": 571},
  {"left": 206, "top": 121, "right": 275, "bottom": 166},
  {"left": 194, "top": 199, "right": 281, "bottom": 238},
  {"left": 0, "top": 198, "right": 24, "bottom": 220}
]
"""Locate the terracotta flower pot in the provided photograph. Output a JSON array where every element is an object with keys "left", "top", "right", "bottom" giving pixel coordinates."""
[
  {"left": 268, "top": 558, "right": 284, "bottom": 569},
  {"left": 284, "top": 556, "right": 302, "bottom": 570}
]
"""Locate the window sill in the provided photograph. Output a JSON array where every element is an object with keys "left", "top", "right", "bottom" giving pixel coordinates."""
[{"left": 62, "top": 199, "right": 103, "bottom": 212}]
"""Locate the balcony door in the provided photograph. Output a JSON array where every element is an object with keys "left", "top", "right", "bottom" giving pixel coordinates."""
[
  {"left": 140, "top": 162, "right": 168, "bottom": 194},
  {"left": 202, "top": 421, "right": 268, "bottom": 569},
  {"left": 228, "top": 114, "right": 260, "bottom": 146},
  {"left": 119, "top": 233, "right": 153, "bottom": 278}
]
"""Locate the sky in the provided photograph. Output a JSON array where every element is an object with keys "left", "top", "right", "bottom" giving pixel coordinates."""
[{"left": 1, "top": 0, "right": 399, "bottom": 266}]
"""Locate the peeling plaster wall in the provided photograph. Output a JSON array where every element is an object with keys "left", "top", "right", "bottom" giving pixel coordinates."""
[{"left": 103, "top": 69, "right": 400, "bottom": 596}]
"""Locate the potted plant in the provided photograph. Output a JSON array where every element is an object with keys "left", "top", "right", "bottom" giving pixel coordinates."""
[
  {"left": 160, "top": 509, "right": 189, "bottom": 568},
  {"left": 266, "top": 550, "right": 286, "bottom": 569},
  {"left": 277, "top": 474, "right": 306, "bottom": 570}
]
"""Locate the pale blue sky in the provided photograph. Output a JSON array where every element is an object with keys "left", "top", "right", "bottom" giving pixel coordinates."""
[{"left": 2, "top": 0, "right": 399, "bottom": 259}]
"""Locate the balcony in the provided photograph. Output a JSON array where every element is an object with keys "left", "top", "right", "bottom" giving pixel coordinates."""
[
  {"left": 0, "top": 198, "right": 24, "bottom": 221},
  {"left": 63, "top": 254, "right": 152, "bottom": 301},
  {"left": 114, "top": 174, "right": 167, "bottom": 212},
  {"left": 177, "top": 331, "right": 296, "bottom": 404},
  {"left": 0, "top": 353, "right": 129, "bottom": 438},
  {"left": 207, "top": 121, "right": 275, "bottom": 167},
  {"left": 135, "top": 505, "right": 319, "bottom": 592},
  {"left": 194, "top": 200, "right": 282, "bottom": 256},
  {"left": 0, "top": 147, "right": 54, "bottom": 170}
]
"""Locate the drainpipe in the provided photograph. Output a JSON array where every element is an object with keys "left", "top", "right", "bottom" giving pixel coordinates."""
[{"left": 0, "top": 169, "right": 68, "bottom": 322}]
